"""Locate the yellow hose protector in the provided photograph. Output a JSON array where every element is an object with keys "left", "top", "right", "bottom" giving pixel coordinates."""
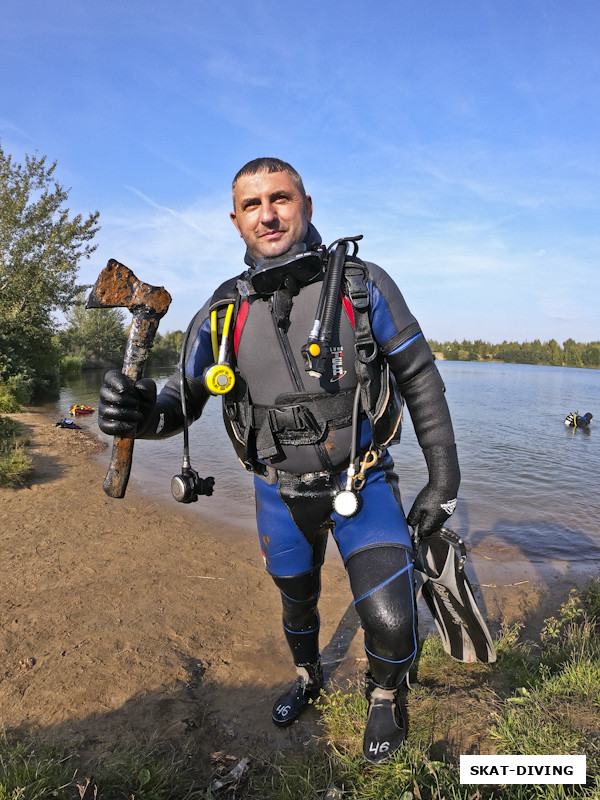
[{"left": 206, "top": 303, "right": 236, "bottom": 395}]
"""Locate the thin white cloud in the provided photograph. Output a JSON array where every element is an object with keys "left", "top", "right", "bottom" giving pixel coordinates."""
[
  {"left": 125, "top": 186, "right": 207, "bottom": 235},
  {"left": 81, "top": 194, "right": 242, "bottom": 331}
]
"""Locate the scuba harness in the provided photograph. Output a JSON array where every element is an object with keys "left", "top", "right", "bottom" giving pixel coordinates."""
[{"left": 172, "top": 236, "right": 403, "bottom": 512}]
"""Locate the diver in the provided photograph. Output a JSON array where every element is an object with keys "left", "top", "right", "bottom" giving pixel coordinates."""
[
  {"left": 564, "top": 411, "right": 593, "bottom": 429},
  {"left": 97, "top": 157, "right": 462, "bottom": 764}
]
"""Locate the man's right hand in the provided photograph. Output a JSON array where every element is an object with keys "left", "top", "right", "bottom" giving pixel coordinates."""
[{"left": 98, "top": 370, "right": 157, "bottom": 437}]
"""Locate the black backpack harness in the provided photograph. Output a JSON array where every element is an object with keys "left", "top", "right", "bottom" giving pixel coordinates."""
[{"left": 207, "top": 239, "right": 403, "bottom": 476}]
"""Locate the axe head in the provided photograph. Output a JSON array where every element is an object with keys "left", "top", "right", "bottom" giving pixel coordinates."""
[{"left": 87, "top": 259, "right": 171, "bottom": 319}]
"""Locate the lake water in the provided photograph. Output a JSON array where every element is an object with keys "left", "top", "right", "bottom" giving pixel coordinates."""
[{"left": 46, "top": 361, "right": 600, "bottom": 569}]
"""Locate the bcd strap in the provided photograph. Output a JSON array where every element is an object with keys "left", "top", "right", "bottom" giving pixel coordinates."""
[
  {"left": 344, "top": 266, "right": 378, "bottom": 365},
  {"left": 253, "top": 388, "right": 356, "bottom": 459},
  {"left": 343, "top": 263, "right": 403, "bottom": 448},
  {"left": 343, "top": 264, "right": 380, "bottom": 422}
]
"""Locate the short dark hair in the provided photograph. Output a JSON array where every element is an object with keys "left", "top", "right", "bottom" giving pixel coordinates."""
[{"left": 231, "top": 157, "right": 306, "bottom": 206}]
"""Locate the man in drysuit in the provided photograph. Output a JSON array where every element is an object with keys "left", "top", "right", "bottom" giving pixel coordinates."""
[{"left": 98, "top": 157, "right": 460, "bottom": 764}]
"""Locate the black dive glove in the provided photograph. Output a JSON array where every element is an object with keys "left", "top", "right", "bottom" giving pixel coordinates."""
[
  {"left": 98, "top": 369, "right": 157, "bottom": 437},
  {"left": 407, "top": 443, "right": 460, "bottom": 538}
]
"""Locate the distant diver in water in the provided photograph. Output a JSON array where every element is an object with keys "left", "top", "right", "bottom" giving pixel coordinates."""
[{"left": 564, "top": 411, "right": 593, "bottom": 429}]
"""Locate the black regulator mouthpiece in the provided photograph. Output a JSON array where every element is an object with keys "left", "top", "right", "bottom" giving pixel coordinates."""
[{"left": 171, "top": 466, "right": 215, "bottom": 504}]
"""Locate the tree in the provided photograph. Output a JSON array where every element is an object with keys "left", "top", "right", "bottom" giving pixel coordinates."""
[
  {"left": 59, "top": 290, "right": 127, "bottom": 366},
  {"left": 582, "top": 343, "right": 600, "bottom": 367},
  {"left": 0, "top": 144, "right": 100, "bottom": 395},
  {"left": 147, "top": 329, "right": 184, "bottom": 366},
  {"left": 547, "top": 339, "right": 563, "bottom": 366},
  {"left": 563, "top": 338, "right": 583, "bottom": 368}
]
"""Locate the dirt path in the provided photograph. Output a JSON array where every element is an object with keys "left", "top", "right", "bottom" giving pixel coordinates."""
[
  {"left": 1, "top": 410, "right": 591, "bottom": 774},
  {"left": 0, "top": 410, "right": 368, "bottom": 770}
]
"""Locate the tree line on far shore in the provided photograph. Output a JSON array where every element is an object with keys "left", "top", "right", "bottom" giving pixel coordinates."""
[{"left": 429, "top": 338, "right": 600, "bottom": 369}]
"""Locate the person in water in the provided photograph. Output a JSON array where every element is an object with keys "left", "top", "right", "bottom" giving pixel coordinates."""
[
  {"left": 564, "top": 411, "right": 593, "bottom": 429},
  {"left": 98, "top": 157, "right": 461, "bottom": 764}
]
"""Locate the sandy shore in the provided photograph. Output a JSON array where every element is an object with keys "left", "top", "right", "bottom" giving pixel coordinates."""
[
  {"left": 0, "top": 409, "right": 368, "bottom": 767},
  {"left": 1, "top": 409, "right": 593, "bottom": 771}
]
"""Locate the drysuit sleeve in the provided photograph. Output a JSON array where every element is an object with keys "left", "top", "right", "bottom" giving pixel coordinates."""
[
  {"left": 137, "top": 305, "right": 213, "bottom": 439},
  {"left": 366, "top": 263, "right": 460, "bottom": 536}
]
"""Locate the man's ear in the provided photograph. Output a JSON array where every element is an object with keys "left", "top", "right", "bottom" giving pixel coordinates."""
[
  {"left": 230, "top": 210, "right": 242, "bottom": 236},
  {"left": 305, "top": 194, "right": 313, "bottom": 223}
]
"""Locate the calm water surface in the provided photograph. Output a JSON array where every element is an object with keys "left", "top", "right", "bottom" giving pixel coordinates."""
[{"left": 47, "top": 361, "right": 600, "bottom": 565}]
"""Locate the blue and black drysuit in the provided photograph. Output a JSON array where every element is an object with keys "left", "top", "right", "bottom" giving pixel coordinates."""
[{"left": 138, "top": 224, "right": 460, "bottom": 691}]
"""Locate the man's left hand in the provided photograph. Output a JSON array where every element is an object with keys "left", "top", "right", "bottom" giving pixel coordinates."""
[
  {"left": 407, "top": 443, "right": 460, "bottom": 538},
  {"left": 407, "top": 485, "right": 457, "bottom": 538}
]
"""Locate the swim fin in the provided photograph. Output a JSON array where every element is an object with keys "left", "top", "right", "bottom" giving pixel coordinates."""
[{"left": 413, "top": 527, "right": 496, "bottom": 664}]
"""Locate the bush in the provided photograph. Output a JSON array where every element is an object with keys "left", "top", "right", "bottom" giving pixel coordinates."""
[
  {"left": 59, "top": 355, "right": 84, "bottom": 376},
  {"left": 0, "top": 373, "right": 35, "bottom": 409},
  {"left": 0, "top": 386, "right": 21, "bottom": 413},
  {"left": 0, "top": 416, "right": 33, "bottom": 486}
]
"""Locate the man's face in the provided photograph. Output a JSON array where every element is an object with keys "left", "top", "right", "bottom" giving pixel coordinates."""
[{"left": 230, "top": 170, "right": 313, "bottom": 261}]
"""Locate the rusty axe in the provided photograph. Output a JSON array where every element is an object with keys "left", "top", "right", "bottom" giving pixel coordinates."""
[{"left": 87, "top": 259, "right": 172, "bottom": 498}]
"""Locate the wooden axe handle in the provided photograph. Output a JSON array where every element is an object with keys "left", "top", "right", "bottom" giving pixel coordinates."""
[
  {"left": 103, "top": 311, "right": 165, "bottom": 498},
  {"left": 103, "top": 438, "right": 135, "bottom": 498}
]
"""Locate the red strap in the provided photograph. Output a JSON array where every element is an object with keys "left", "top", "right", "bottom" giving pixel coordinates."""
[
  {"left": 233, "top": 299, "right": 249, "bottom": 356},
  {"left": 341, "top": 292, "right": 355, "bottom": 328}
]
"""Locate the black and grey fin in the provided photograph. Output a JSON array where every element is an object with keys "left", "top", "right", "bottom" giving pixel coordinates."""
[{"left": 413, "top": 528, "right": 496, "bottom": 664}]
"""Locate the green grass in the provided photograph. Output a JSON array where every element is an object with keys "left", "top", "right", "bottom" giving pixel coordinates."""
[
  {"left": 0, "top": 584, "right": 598, "bottom": 799},
  {"left": 0, "top": 416, "right": 33, "bottom": 486},
  {"left": 0, "top": 733, "right": 207, "bottom": 799}
]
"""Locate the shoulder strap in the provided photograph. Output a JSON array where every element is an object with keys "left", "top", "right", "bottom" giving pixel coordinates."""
[
  {"left": 343, "top": 262, "right": 378, "bottom": 365},
  {"left": 209, "top": 277, "right": 253, "bottom": 360},
  {"left": 342, "top": 261, "right": 403, "bottom": 448}
]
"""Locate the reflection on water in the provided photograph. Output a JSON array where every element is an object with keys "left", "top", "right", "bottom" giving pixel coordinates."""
[
  {"left": 45, "top": 361, "right": 600, "bottom": 564},
  {"left": 44, "top": 365, "right": 256, "bottom": 532}
]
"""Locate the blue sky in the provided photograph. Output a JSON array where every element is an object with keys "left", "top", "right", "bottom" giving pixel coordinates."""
[{"left": 2, "top": 0, "right": 599, "bottom": 343}]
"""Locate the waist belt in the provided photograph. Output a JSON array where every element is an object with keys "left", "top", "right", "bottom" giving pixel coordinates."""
[{"left": 253, "top": 388, "right": 356, "bottom": 459}]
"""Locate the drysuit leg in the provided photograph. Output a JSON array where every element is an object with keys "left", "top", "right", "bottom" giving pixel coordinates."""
[
  {"left": 272, "top": 570, "right": 321, "bottom": 666},
  {"left": 254, "top": 472, "right": 331, "bottom": 665},
  {"left": 333, "top": 454, "right": 417, "bottom": 688},
  {"left": 346, "top": 545, "right": 417, "bottom": 688},
  {"left": 254, "top": 472, "right": 332, "bottom": 726}
]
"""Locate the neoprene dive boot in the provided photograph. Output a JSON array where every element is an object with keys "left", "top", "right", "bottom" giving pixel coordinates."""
[
  {"left": 271, "top": 660, "right": 323, "bottom": 727},
  {"left": 363, "top": 682, "right": 406, "bottom": 764}
]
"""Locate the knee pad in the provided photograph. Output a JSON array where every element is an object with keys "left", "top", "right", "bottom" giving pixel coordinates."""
[
  {"left": 273, "top": 570, "right": 321, "bottom": 631},
  {"left": 273, "top": 571, "right": 321, "bottom": 665},
  {"left": 347, "top": 546, "right": 417, "bottom": 687}
]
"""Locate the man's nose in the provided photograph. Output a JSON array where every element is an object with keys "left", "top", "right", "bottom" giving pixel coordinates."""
[{"left": 259, "top": 201, "right": 277, "bottom": 224}]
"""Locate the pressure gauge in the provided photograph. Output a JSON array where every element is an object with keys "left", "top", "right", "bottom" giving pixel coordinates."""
[{"left": 333, "top": 489, "right": 360, "bottom": 518}]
